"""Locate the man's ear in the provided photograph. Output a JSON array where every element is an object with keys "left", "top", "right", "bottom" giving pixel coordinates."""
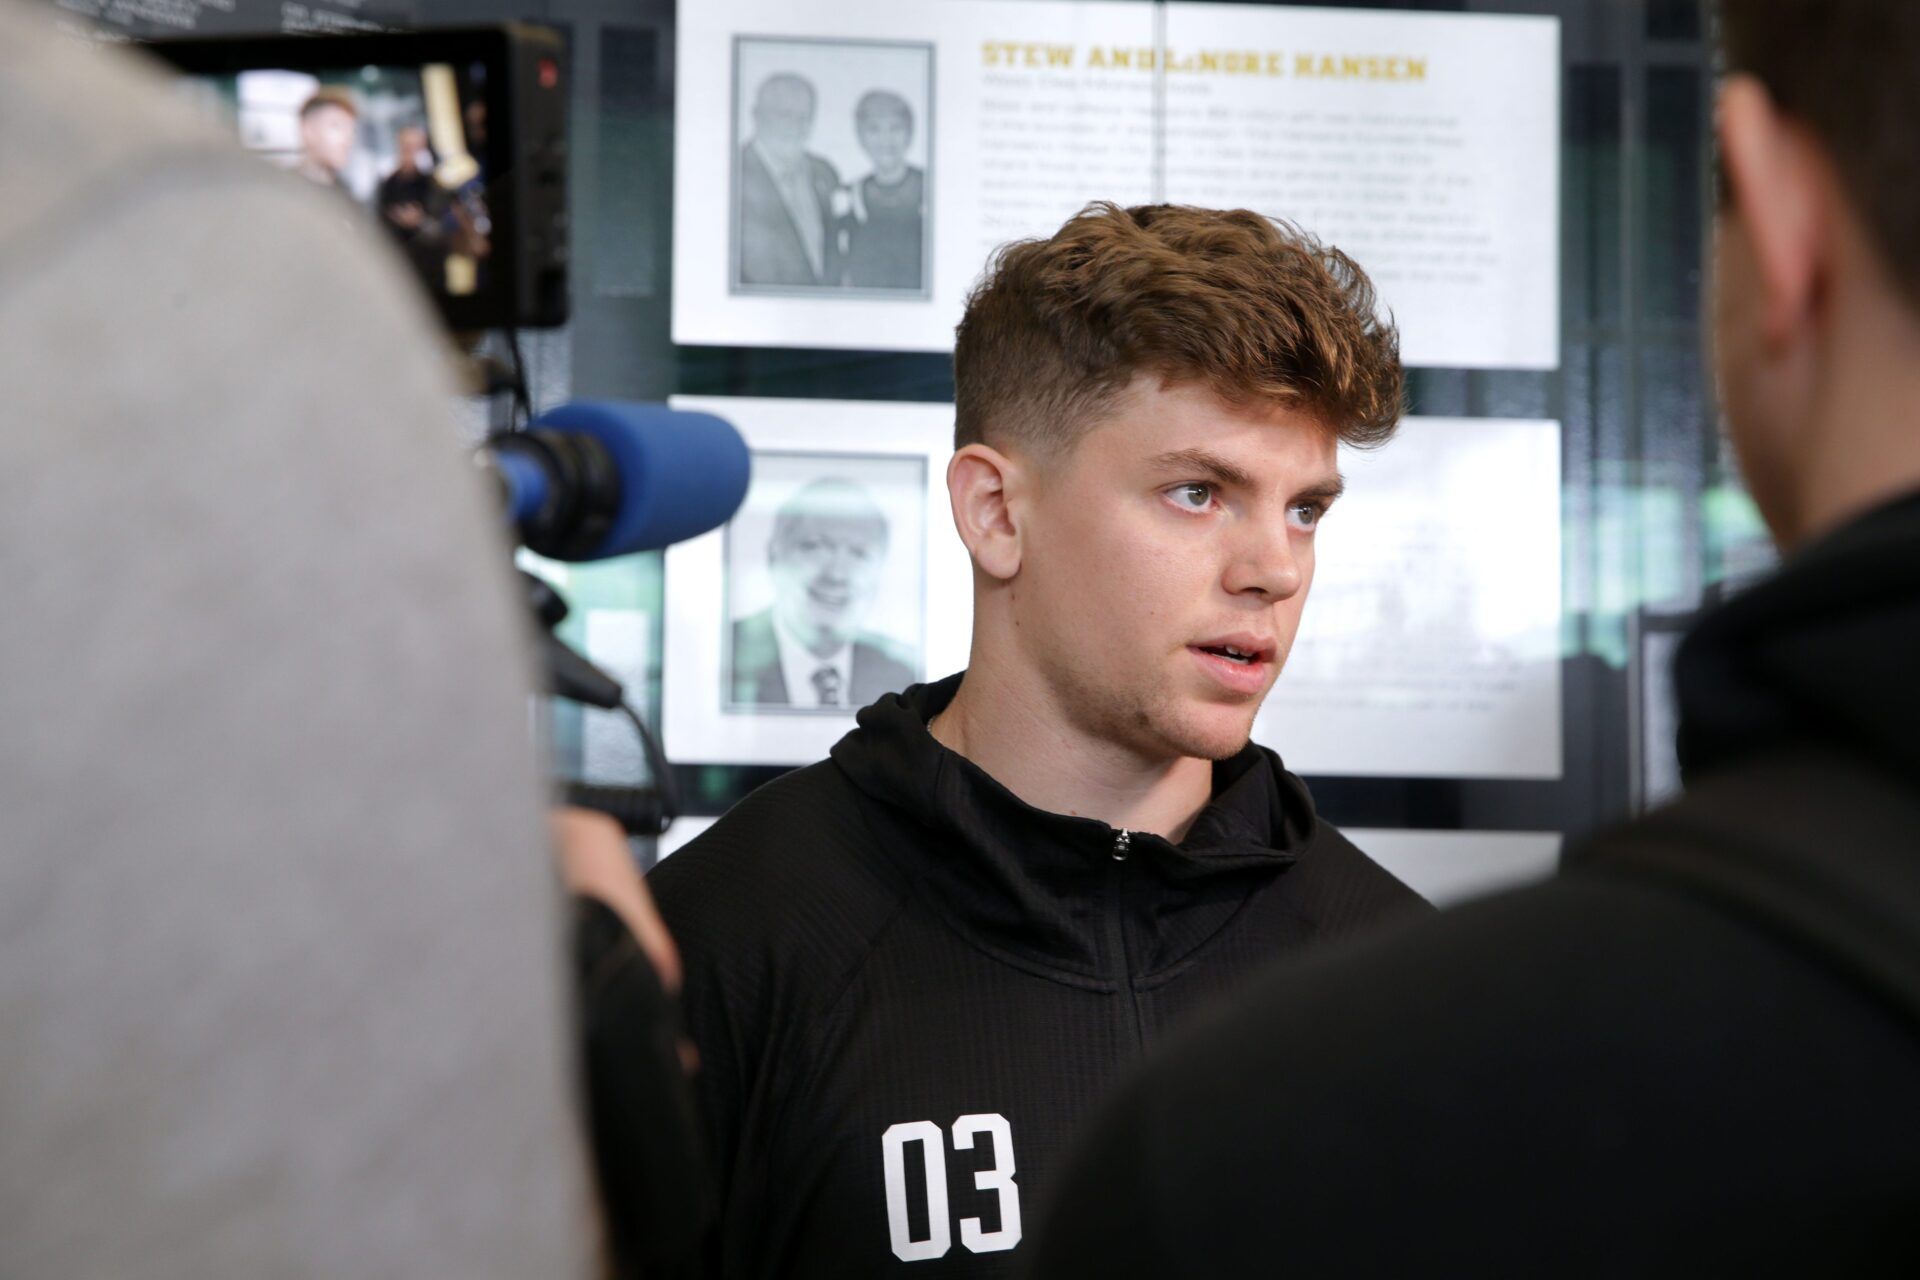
[
  {"left": 1718, "top": 75, "right": 1829, "bottom": 352},
  {"left": 947, "top": 443, "right": 1024, "bottom": 581}
]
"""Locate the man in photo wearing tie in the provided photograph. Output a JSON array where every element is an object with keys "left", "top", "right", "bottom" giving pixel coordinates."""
[
  {"left": 736, "top": 72, "right": 844, "bottom": 290},
  {"left": 729, "top": 478, "right": 917, "bottom": 710}
]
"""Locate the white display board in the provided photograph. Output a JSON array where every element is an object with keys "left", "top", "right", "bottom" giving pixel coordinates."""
[
  {"left": 661, "top": 396, "right": 971, "bottom": 765},
  {"left": 1347, "top": 828, "right": 1562, "bottom": 907},
  {"left": 674, "top": 0, "right": 1560, "bottom": 369},
  {"left": 663, "top": 402, "right": 1561, "bottom": 774},
  {"left": 1257, "top": 416, "right": 1564, "bottom": 779}
]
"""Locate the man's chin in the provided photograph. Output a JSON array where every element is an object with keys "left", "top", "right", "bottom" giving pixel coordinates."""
[{"left": 1153, "top": 706, "right": 1260, "bottom": 763}]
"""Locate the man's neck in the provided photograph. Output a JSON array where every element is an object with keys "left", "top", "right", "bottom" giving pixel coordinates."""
[
  {"left": 1785, "top": 284, "right": 1920, "bottom": 548},
  {"left": 928, "top": 658, "right": 1215, "bottom": 842}
]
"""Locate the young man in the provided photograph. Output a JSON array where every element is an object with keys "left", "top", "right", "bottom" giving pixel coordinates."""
[
  {"left": 293, "top": 86, "right": 359, "bottom": 193},
  {"left": 1025, "top": 4, "right": 1920, "bottom": 1275},
  {"left": 650, "top": 202, "right": 1426, "bottom": 1278}
]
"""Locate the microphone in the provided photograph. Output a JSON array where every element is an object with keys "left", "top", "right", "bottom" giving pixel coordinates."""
[{"left": 486, "top": 401, "right": 751, "bottom": 561}]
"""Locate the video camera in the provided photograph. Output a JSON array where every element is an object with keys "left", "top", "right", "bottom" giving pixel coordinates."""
[
  {"left": 143, "top": 26, "right": 753, "bottom": 837},
  {"left": 143, "top": 25, "right": 569, "bottom": 331}
]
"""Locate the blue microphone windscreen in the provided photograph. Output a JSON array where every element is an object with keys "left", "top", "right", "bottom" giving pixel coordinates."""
[
  {"left": 491, "top": 447, "right": 551, "bottom": 528},
  {"left": 531, "top": 401, "right": 752, "bottom": 559}
]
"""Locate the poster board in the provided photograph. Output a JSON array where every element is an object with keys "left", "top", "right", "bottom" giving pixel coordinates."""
[
  {"left": 662, "top": 395, "right": 970, "bottom": 765},
  {"left": 674, "top": 0, "right": 1559, "bottom": 368},
  {"left": 1256, "top": 416, "right": 1564, "bottom": 779},
  {"left": 662, "top": 401, "right": 1560, "bottom": 776}
]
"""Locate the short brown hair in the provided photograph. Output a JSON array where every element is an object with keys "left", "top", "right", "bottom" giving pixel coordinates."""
[
  {"left": 1719, "top": 0, "right": 1920, "bottom": 306},
  {"left": 299, "top": 86, "right": 359, "bottom": 121},
  {"left": 953, "top": 202, "right": 1401, "bottom": 455}
]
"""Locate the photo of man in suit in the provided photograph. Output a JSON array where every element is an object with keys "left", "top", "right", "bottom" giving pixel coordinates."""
[
  {"left": 729, "top": 477, "right": 918, "bottom": 710},
  {"left": 736, "top": 72, "right": 844, "bottom": 290}
]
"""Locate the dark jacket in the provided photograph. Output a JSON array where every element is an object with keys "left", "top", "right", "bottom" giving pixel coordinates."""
[
  {"left": 647, "top": 674, "right": 1428, "bottom": 1278},
  {"left": 728, "top": 609, "right": 916, "bottom": 708},
  {"left": 1026, "top": 491, "right": 1920, "bottom": 1278},
  {"left": 736, "top": 144, "right": 842, "bottom": 288}
]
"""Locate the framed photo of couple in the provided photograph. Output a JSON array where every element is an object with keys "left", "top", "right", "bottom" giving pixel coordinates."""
[
  {"left": 661, "top": 396, "right": 971, "bottom": 766},
  {"left": 729, "top": 35, "right": 934, "bottom": 300}
]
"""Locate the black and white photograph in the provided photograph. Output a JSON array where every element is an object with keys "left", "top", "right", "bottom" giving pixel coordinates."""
[
  {"left": 722, "top": 451, "right": 926, "bottom": 713},
  {"left": 729, "top": 35, "right": 933, "bottom": 297},
  {"left": 662, "top": 396, "right": 970, "bottom": 767}
]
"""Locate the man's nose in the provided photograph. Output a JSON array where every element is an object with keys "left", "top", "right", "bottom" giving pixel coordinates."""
[{"left": 1219, "top": 513, "right": 1304, "bottom": 601}]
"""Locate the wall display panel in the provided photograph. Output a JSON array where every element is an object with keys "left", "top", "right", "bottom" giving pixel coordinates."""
[
  {"left": 661, "top": 396, "right": 971, "bottom": 766},
  {"left": 1256, "top": 416, "right": 1564, "bottom": 779},
  {"left": 1346, "top": 829, "right": 1561, "bottom": 907},
  {"left": 673, "top": 0, "right": 1559, "bottom": 369}
]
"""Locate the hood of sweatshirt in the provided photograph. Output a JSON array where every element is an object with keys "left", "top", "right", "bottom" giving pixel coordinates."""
[
  {"left": 1676, "top": 488, "right": 1920, "bottom": 789},
  {"left": 828, "top": 674, "right": 1321, "bottom": 982}
]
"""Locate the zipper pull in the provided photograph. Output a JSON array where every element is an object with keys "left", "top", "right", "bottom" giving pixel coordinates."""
[{"left": 1111, "top": 828, "right": 1132, "bottom": 862}]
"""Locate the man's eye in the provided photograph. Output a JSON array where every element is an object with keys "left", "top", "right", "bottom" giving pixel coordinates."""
[
  {"left": 1166, "top": 483, "right": 1215, "bottom": 512},
  {"left": 1289, "top": 502, "right": 1323, "bottom": 530}
]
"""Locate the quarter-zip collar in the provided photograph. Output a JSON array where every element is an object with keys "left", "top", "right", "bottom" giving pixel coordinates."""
[{"left": 830, "top": 673, "right": 1315, "bottom": 984}]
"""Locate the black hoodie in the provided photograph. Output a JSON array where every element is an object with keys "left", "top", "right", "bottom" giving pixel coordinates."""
[
  {"left": 646, "top": 674, "right": 1427, "bottom": 1278},
  {"left": 1673, "top": 489, "right": 1920, "bottom": 787},
  {"left": 1024, "top": 491, "right": 1920, "bottom": 1278}
]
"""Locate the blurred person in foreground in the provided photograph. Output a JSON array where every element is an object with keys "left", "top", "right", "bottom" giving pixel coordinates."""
[
  {"left": 1025, "top": 3, "right": 1920, "bottom": 1274},
  {"left": 647, "top": 202, "right": 1428, "bottom": 1278},
  {"left": 0, "top": 8, "right": 685, "bottom": 1275}
]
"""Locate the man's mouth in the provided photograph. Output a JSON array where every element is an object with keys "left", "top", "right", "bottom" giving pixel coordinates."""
[
  {"left": 1188, "top": 636, "right": 1278, "bottom": 695},
  {"left": 1191, "top": 635, "right": 1275, "bottom": 665},
  {"left": 1198, "top": 644, "right": 1260, "bottom": 665}
]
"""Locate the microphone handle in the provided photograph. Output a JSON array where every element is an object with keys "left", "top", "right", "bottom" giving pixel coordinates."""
[{"left": 542, "top": 632, "right": 624, "bottom": 709}]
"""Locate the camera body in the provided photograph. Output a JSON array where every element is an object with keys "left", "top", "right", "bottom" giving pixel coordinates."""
[{"left": 144, "top": 25, "right": 569, "bottom": 331}]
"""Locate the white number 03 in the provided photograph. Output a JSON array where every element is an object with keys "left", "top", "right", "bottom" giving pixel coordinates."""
[{"left": 881, "top": 1113, "right": 1022, "bottom": 1262}]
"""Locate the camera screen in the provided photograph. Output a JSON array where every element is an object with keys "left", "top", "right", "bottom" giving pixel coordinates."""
[{"left": 178, "top": 62, "right": 496, "bottom": 308}]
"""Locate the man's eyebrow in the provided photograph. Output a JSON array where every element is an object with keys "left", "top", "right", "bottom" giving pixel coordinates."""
[
  {"left": 1294, "top": 474, "right": 1346, "bottom": 504},
  {"left": 1146, "top": 448, "right": 1258, "bottom": 489},
  {"left": 1147, "top": 449, "right": 1346, "bottom": 503}
]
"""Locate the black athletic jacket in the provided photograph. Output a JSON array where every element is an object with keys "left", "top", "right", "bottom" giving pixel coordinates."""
[
  {"left": 1026, "top": 490, "right": 1920, "bottom": 1277},
  {"left": 647, "top": 674, "right": 1427, "bottom": 1278}
]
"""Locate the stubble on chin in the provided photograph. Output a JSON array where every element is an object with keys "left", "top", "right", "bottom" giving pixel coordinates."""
[
  {"left": 1108, "top": 683, "right": 1255, "bottom": 764},
  {"left": 1040, "top": 643, "right": 1256, "bottom": 763},
  {"left": 1151, "top": 706, "right": 1258, "bottom": 762}
]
